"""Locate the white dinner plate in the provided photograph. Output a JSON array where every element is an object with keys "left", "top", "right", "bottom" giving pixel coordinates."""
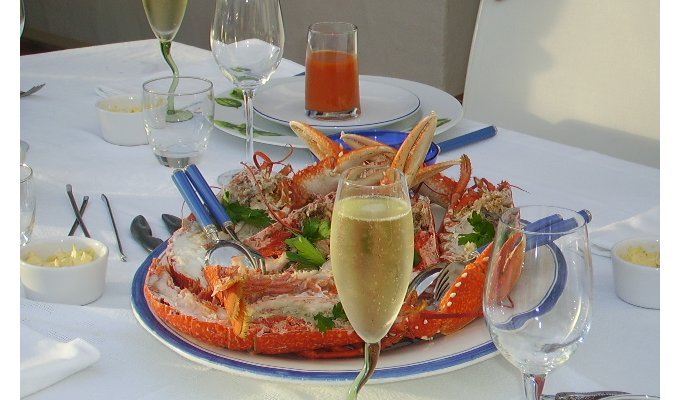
[
  {"left": 253, "top": 77, "right": 420, "bottom": 132},
  {"left": 131, "top": 244, "right": 497, "bottom": 384},
  {"left": 213, "top": 75, "right": 464, "bottom": 148}
]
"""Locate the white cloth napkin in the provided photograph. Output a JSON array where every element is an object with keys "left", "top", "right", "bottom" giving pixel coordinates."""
[
  {"left": 589, "top": 205, "right": 660, "bottom": 256},
  {"left": 21, "top": 323, "right": 100, "bottom": 398}
]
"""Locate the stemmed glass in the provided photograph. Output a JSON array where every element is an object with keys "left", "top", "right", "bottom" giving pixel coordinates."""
[
  {"left": 210, "top": 0, "right": 284, "bottom": 184},
  {"left": 20, "top": 0, "right": 25, "bottom": 35},
  {"left": 330, "top": 166, "right": 414, "bottom": 399},
  {"left": 142, "top": 0, "right": 192, "bottom": 122},
  {"left": 483, "top": 205, "right": 593, "bottom": 400}
]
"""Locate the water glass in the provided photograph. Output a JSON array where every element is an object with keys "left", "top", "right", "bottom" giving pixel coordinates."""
[
  {"left": 483, "top": 205, "right": 593, "bottom": 400},
  {"left": 20, "top": 164, "right": 36, "bottom": 245},
  {"left": 142, "top": 76, "right": 214, "bottom": 168},
  {"left": 305, "top": 21, "right": 360, "bottom": 120}
]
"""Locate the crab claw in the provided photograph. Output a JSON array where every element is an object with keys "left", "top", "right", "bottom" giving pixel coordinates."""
[
  {"left": 391, "top": 112, "right": 438, "bottom": 187},
  {"left": 290, "top": 120, "right": 395, "bottom": 197},
  {"left": 289, "top": 121, "right": 344, "bottom": 160}
]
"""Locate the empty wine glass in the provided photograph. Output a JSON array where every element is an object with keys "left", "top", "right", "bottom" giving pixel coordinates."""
[
  {"left": 142, "top": 0, "right": 192, "bottom": 122},
  {"left": 210, "top": 0, "right": 284, "bottom": 185},
  {"left": 483, "top": 205, "right": 593, "bottom": 400},
  {"left": 330, "top": 166, "right": 414, "bottom": 399}
]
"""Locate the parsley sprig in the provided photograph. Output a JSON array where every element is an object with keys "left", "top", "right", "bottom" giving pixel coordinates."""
[
  {"left": 285, "top": 218, "right": 331, "bottom": 270},
  {"left": 457, "top": 211, "right": 495, "bottom": 247},
  {"left": 314, "top": 303, "right": 348, "bottom": 333},
  {"left": 221, "top": 192, "right": 274, "bottom": 229}
]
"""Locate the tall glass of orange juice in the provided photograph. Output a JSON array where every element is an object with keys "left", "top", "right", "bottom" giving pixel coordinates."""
[{"left": 305, "top": 22, "right": 360, "bottom": 120}]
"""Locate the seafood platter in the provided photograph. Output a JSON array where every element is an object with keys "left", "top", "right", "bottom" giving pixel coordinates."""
[{"left": 131, "top": 113, "right": 518, "bottom": 382}]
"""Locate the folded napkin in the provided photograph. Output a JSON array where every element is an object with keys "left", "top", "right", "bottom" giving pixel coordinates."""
[
  {"left": 589, "top": 206, "right": 660, "bottom": 256},
  {"left": 21, "top": 324, "right": 100, "bottom": 398}
]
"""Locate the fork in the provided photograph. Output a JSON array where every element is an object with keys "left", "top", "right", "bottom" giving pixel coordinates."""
[
  {"left": 20, "top": 83, "right": 45, "bottom": 97},
  {"left": 431, "top": 260, "right": 468, "bottom": 306}
]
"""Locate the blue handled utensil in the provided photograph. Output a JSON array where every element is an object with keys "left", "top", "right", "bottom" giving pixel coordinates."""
[
  {"left": 435, "top": 125, "right": 497, "bottom": 153},
  {"left": 171, "top": 168, "right": 266, "bottom": 272}
]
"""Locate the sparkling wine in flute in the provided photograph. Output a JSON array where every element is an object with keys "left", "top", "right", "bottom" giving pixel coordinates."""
[
  {"left": 142, "top": 0, "right": 187, "bottom": 42},
  {"left": 330, "top": 196, "right": 414, "bottom": 343}
]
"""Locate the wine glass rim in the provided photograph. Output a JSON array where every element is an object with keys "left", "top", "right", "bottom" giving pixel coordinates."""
[
  {"left": 500, "top": 204, "right": 588, "bottom": 234},
  {"left": 142, "top": 76, "right": 213, "bottom": 96}
]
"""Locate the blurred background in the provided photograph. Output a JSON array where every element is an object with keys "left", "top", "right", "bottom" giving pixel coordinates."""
[{"left": 20, "top": 0, "right": 479, "bottom": 100}]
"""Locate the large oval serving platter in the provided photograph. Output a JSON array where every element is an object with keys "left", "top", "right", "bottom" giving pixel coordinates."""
[{"left": 131, "top": 243, "right": 497, "bottom": 384}]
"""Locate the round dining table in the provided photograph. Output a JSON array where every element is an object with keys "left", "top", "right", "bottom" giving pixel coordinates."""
[{"left": 18, "top": 40, "right": 661, "bottom": 399}]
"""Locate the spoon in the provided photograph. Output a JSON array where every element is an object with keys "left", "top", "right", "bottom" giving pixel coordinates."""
[{"left": 20, "top": 83, "right": 45, "bottom": 97}]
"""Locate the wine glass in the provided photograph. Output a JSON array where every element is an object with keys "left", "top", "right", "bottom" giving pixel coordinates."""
[
  {"left": 330, "top": 166, "right": 414, "bottom": 399},
  {"left": 142, "top": 0, "right": 192, "bottom": 122},
  {"left": 210, "top": 0, "right": 284, "bottom": 184},
  {"left": 483, "top": 205, "right": 593, "bottom": 400},
  {"left": 20, "top": 0, "right": 25, "bottom": 36}
]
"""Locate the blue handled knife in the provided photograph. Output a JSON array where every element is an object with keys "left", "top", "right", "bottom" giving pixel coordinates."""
[{"left": 435, "top": 125, "right": 497, "bottom": 153}]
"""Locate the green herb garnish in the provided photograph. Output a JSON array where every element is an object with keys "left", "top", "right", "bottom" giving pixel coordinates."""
[
  {"left": 301, "top": 218, "right": 331, "bottom": 243},
  {"left": 285, "top": 236, "right": 325, "bottom": 270},
  {"left": 457, "top": 211, "right": 495, "bottom": 247},
  {"left": 313, "top": 303, "right": 348, "bottom": 333},
  {"left": 314, "top": 313, "right": 335, "bottom": 333},
  {"left": 413, "top": 248, "right": 422, "bottom": 267},
  {"left": 221, "top": 192, "right": 274, "bottom": 229}
]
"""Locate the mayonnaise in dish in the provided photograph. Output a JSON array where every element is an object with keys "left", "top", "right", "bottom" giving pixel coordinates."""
[
  {"left": 23, "top": 245, "right": 97, "bottom": 267},
  {"left": 622, "top": 246, "right": 660, "bottom": 268}
]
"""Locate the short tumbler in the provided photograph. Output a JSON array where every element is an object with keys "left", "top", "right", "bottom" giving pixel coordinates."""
[
  {"left": 305, "top": 22, "right": 360, "bottom": 120},
  {"left": 143, "top": 76, "right": 214, "bottom": 168}
]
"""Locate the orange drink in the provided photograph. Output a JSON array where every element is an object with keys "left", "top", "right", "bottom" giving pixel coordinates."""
[{"left": 305, "top": 22, "right": 361, "bottom": 120}]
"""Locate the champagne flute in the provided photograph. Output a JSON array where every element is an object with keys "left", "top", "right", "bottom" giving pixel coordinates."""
[
  {"left": 330, "top": 166, "right": 414, "bottom": 399},
  {"left": 20, "top": 0, "right": 25, "bottom": 36},
  {"left": 211, "top": 0, "right": 284, "bottom": 184},
  {"left": 142, "top": 0, "right": 192, "bottom": 122},
  {"left": 483, "top": 205, "right": 593, "bottom": 400}
]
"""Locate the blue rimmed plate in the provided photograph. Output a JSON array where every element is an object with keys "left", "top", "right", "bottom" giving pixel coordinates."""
[{"left": 131, "top": 244, "right": 497, "bottom": 383}]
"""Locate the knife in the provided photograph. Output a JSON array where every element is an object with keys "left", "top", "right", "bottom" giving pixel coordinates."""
[
  {"left": 130, "top": 215, "right": 164, "bottom": 253},
  {"left": 541, "top": 391, "right": 629, "bottom": 400},
  {"left": 435, "top": 125, "right": 496, "bottom": 153}
]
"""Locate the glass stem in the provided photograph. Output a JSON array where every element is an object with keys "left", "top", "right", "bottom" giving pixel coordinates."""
[
  {"left": 160, "top": 40, "right": 179, "bottom": 114},
  {"left": 522, "top": 373, "right": 546, "bottom": 400},
  {"left": 346, "top": 342, "right": 380, "bottom": 400},
  {"left": 242, "top": 88, "right": 255, "bottom": 161}
]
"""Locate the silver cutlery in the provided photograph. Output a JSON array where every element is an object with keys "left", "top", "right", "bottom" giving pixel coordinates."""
[
  {"left": 67, "top": 195, "right": 89, "bottom": 236},
  {"left": 66, "top": 184, "right": 91, "bottom": 238},
  {"left": 20, "top": 83, "right": 45, "bottom": 97},
  {"left": 101, "top": 194, "right": 127, "bottom": 262}
]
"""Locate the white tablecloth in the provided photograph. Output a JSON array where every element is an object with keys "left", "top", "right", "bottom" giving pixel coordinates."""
[{"left": 19, "top": 40, "right": 661, "bottom": 399}]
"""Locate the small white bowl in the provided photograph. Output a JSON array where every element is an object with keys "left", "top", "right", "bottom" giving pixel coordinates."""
[
  {"left": 20, "top": 237, "right": 109, "bottom": 305},
  {"left": 611, "top": 236, "right": 660, "bottom": 309},
  {"left": 95, "top": 95, "right": 148, "bottom": 146}
]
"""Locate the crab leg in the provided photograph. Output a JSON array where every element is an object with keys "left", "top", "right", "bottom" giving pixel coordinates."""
[
  {"left": 289, "top": 121, "right": 344, "bottom": 160},
  {"left": 391, "top": 112, "right": 438, "bottom": 186}
]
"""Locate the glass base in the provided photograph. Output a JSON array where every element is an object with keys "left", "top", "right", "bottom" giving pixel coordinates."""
[
  {"left": 306, "top": 107, "right": 360, "bottom": 121},
  {"left": 165, "top": 109, "right": 193, "bottom": 123},
  {"left": 155, "top": 154, "right": 195, "bottom": 169}
]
